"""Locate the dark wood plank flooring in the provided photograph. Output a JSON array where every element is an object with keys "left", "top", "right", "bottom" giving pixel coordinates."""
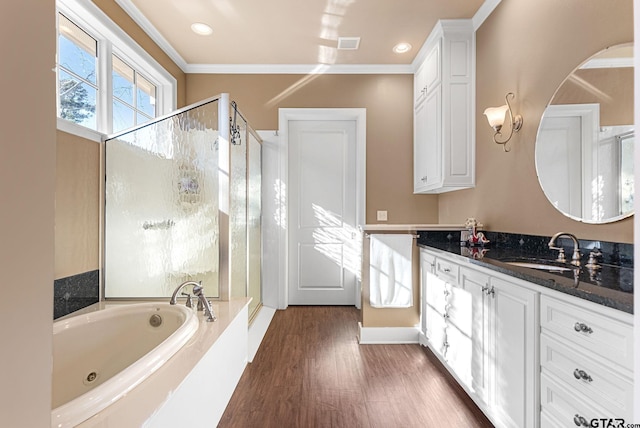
[{"left": 219, "top": 306, "right": 494, "bottom": 427}]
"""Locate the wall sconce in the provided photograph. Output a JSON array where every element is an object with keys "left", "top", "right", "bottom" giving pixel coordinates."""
[{"left": 483, "top": 92, "right": 523, "bottom": 152}]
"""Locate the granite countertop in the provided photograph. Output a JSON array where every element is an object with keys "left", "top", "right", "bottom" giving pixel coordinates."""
[{"left": 417, "top": 236, "right": 633, "bottom": 314}]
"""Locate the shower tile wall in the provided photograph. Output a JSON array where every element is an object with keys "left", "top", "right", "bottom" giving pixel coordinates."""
[{"left": 54, "top": 270, "right": 99, "bottom": 319}]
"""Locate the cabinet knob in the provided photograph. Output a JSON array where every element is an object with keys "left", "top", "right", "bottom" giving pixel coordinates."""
[
  {"left": 574, "top": 322, "right": 593, "bottom": 334},
  {"left": 485, "top": 286, "right": 495, "bottom": 297},
  {"left": 573, "top": 369, "right": 593, "bottom": 382},
  {"left": 443, "top": 313, "right": 450, "bottom": 320},
  {"left": 573, "top": 414, "right": 589, "bottom": 426},
  {"left": 421, "top": 176, "right": 428, "bottom": 182}
]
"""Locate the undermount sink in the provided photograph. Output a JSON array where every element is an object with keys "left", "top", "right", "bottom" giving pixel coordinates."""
[{"left": 504, "top": 261, "right": 573, "bottom": 272}]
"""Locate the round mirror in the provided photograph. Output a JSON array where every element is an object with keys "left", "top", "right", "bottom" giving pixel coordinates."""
[{"left": 535, "top": 43, "right": 634, "bottom": 224}]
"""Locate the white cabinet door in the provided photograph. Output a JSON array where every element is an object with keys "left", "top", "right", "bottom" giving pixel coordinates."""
[
  {"left": 414, "top": 40, "right": 441, "bottom": 105},
  {"left": 413, "top": 86, "right": 441, "bottom": 192},
  {"left": 489, "top": 276, "right": 538, "bottom": 428},
  {"left": 425, "top": 303, "right": 447, "bottom": 356},
  {"left": 459, "top": 267, "right": 490, "bottom": 406}
]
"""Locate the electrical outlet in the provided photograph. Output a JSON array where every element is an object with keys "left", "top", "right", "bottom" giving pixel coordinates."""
[{"left": 376, "top": 210, "right": 388, "bottom": 221}]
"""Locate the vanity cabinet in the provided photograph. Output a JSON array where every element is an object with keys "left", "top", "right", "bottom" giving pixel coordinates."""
[
  {"left": 413, "top": 20, "right": 475, "bottom": 194},
  {"left": 420, "top": 246, "right": 635, "bottom": 428},
  {"left": 539, "top": 294, "right": 634, "bottom": 426},
  {"left": 420, "top": 248, "right": 538, "bottom": 428}
]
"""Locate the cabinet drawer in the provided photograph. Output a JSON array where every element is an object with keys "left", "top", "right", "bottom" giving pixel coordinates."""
[
  {"left": 540, "top": 333, "right": 633, "bottom": 419},
  {"left": 435, "top": 258, "right": 459, "bottom": 283},
  {"left": 541, "top": 373, "right": 609, "bottom": 428},
  {"left": 540, "top": 295, "right": 633, "bottom": 371}
]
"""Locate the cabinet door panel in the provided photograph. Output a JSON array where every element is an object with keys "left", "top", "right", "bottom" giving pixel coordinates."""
[
  {"left": 445, "top": 323, "right": 472, "bottom": 389},
  {"left": 425, "top": 304, "right": 447, "bottom": 356},
  {"left": 459, "top": 267, "right": 490, "bottom": 405},
  {"left": 424, "top": 40, "right": 441, "bottom": 92},
  {"left": 491, "top": 276, "right": 537, "bottom": 428},
  {"left": 413, "top": 87, "right": 442, "bottom": 193},
  {"left": 424, "top": 271, "right": 447, "bottom": 315}
]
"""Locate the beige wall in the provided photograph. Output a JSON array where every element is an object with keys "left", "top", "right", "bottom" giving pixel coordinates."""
[
  {"left": 1, "top": 1, "right": 56, "bottom": 425},
  {"left": 55, "top": 131, "right": 101, "bottom": 279},
  {"left": 186, "top": 74, "right": 440, "bottom": 225},
  {"left": 438, "top": 0, "right": 634, "bottom": 243},
  {"left": 92, "top": 0, "right": 187, "bottom": 107}
]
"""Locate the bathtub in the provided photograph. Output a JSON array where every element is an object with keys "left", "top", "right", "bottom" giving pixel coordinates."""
[{"left": 51, "top": 302, "right": 198, "bottom": 428}]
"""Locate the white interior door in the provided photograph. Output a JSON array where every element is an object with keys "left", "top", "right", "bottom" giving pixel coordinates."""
[
  {"left": 288, "top": 120, "right": 358, "bottom": 305},
  {"left": 537, "top": 115, "right": 583, "bottom": 217}
]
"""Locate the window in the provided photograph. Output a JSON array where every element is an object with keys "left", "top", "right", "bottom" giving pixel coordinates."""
[
  {"left": 56, "top": 0, "right": 176, "bottom": 138},
  {"left": 112, "top": 55, "right": 156, "bottom": 132},
  {"left": 57, "top": 14, "right": 98, "bottom": 130}
]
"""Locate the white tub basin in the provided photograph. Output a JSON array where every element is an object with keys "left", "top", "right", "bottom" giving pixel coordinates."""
[{"left": 51, "top": 302, "right": 198, "bottom": 428}]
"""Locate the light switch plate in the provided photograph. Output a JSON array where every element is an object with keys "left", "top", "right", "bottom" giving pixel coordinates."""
[{"left": 377, "top": 210, "right": 388, "bottom": 221}]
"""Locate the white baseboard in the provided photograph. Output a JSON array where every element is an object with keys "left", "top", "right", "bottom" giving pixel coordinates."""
[
  {"left": 248, "top": 306, "right": 276, "bottom": 362},
  {"left": 418, "top": 332, "right": 429, "bottom": 347},
  {"left": 357, "top": 322, "right": 420, "bottom": 344}
]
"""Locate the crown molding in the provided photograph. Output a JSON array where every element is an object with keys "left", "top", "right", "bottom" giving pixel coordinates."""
[
  {"left": 581, "top": 57, "right": 634, "bottom": 69},
  {"left": 185, "top": 63, "right": 414, "bottom": 74},
  {"left": 472, "top": 0, "right": 502, "bottom": 31},
  {"left": 114, "top": 0, "right": 188, "bottom": 71},
  {"left": 115, "top": 0, "right": 500, "bottom": 75}
]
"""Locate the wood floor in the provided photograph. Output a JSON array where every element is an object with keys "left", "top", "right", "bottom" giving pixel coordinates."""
[{"left": 219, "top": 306, "right": 494, "bottom": 428}]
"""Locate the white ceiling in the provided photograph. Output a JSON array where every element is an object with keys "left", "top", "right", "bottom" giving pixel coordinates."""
[{"left": 116, "top": 0, "right": 497, "bottom": 73}]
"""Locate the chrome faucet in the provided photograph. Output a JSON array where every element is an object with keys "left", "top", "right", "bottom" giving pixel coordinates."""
[
  {"left": 170, "top": 281, "right": 217, "bottom": 322},
  {"left": 548, "top": 232, "right": 581, "bottom": 266}
]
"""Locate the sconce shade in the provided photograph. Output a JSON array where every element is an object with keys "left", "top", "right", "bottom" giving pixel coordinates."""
[
  {"left": 484, "top": 105, "right": 509, "bottom": 130},
  {"left": 484, "top": 92, "right": 523, "bottom": 152}
]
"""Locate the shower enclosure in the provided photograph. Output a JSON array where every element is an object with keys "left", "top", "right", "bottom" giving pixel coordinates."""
[{"left": 104, "top": 94, "right": 262, "bottom": 321}]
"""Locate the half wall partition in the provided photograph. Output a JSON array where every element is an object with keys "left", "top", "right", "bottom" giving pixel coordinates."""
[{"left": 104, "top": 94, "right": 262, "bottom": 320}]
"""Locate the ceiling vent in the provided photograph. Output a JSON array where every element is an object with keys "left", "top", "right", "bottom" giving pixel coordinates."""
[{"left": 337, "top": 37, "right": 360, "bottom": 50}]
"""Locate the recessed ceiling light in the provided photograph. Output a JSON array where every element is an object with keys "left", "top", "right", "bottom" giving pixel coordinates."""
[
  {"left": 393, "top": 43, "right": 412, "bottom": 54},
  {"left": 191, "top": 23, "right": 213, "bottom": 36}
]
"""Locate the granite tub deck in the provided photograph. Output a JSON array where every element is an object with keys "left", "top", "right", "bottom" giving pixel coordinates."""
[{"left": 417, "top": 231, "right": 633, "bottom": 314}]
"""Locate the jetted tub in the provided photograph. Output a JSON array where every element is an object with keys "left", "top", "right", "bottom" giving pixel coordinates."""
[{"left": 51, "top": 302, "right": 198, "bottom": 428}]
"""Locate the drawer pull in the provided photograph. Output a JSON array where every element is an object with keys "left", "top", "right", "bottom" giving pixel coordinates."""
[
  {"left": 443, "top": 313, "right": 450, "bottom": 320},
  {"left": 573, "top": 369, "right": 593, "bottom": 382},
  {"left": 574, "top": 322, "right": 594, "bottom": 334},
  {"left": 573, "top": 414, "right": 589, "bottom": 426},
  {"left": 443, "top": 290, "right": 450, "bottom": 296},
  {"left": 443, "top": 267, "right": 451, "bottom": 273}
]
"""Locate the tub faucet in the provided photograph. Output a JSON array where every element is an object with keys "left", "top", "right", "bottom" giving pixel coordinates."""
[
  {"left": 170, "top": 281, "right": 217, "bottom": 322},
  {"left": 548, "top": 232, "right": 581, "bottom": 266}
]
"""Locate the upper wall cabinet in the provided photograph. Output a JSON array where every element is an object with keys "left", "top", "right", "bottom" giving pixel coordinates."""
[{"left": 414, "top": 20, "right": 475, "bottom": 194}]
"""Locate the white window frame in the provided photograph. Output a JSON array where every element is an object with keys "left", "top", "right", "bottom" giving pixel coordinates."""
[{"left": 56, "top": 0, "right": 176, "bottom": 141}]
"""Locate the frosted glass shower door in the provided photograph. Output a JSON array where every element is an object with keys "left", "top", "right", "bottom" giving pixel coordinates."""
[
  {"left": 247, "top": 133, "right": 262, "bottom": 320},
  {"left": 104, "top": 100, "right": 220, "bottom": 298}
]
